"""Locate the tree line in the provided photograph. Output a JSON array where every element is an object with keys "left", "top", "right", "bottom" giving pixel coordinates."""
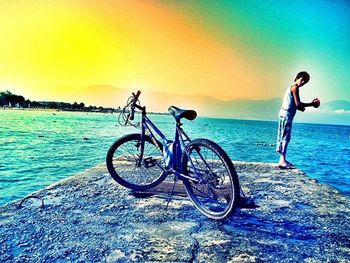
[{"left": 0, "top": 90, "right": 119, "bottom": 112}]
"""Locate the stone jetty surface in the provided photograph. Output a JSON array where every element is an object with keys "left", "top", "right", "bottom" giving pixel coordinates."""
[{"left": 1, "top": 162, "right": 350, "bottom": 262}]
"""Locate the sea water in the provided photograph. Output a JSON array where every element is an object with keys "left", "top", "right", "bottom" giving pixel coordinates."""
[{"left": 0, "top": 109, "right": 349, "bottom": 205}]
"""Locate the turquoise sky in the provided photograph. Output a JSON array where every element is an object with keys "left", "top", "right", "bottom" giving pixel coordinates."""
[
  {"left": 167, "top": 0, "right": 350, "bottom": 102},
  {"left": 1, "top": 0, "right": 348, "bottom": 121}
]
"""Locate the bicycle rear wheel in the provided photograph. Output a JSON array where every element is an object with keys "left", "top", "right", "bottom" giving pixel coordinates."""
[
  {"left": 181, "top": 138, "right": 240, "bottom": 220},
  {"left": 106, "top": 133, "right": 167, "bottom": 190}
]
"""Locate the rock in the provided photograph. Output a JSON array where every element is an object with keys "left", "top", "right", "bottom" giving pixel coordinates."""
[{"left": 0, "top": 162, "right": 349, "bottom": 262}]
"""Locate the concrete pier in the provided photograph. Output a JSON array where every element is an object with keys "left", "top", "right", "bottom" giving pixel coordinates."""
[{"left": 1, "top": 162, "right": 349, "bottom": 262}]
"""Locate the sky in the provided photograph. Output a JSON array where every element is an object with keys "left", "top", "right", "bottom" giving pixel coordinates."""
[{"left": 0, "top": 0, "right": 349, "bottom": 111}]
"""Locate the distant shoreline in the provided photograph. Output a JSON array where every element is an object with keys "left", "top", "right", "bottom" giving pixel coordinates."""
[
  {"left": 1, "top": 106, "right": 168, "bottom": 116},
  {"left": 1, "top": 107, "right": 349, "bottom": 126},
  {"left": 1, "top": 107, "right": 116, "bottom": 114}
]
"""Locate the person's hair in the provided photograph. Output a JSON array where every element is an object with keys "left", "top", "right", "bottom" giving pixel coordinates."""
[{"left": 295, "top": 71, "right": 310, "bottom": 83}]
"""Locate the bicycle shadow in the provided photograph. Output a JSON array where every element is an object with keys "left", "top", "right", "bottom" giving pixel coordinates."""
[{"left": 129, "top": 181, "right": 259, "bottom": 210}]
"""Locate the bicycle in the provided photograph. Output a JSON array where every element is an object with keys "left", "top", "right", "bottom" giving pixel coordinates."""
[{"left": 106, "top": 91, "right": 240, "bottom": 220}]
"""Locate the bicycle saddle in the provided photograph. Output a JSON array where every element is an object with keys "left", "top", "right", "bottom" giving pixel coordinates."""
[{"left": 168, "top": 106, "right": 197, "bottom": 122}]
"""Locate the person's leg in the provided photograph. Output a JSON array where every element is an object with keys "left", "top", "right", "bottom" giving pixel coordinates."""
[
  {"left": 276, "top": 117, "right": 292, "bottom": 166},
  {"left": 276, "top": 117, "right": 284, "bottom": 152},
  {"left": 279, "top": 152, "right": 287, "bottom": 165},
  {"left": 276, "top": 117, "right": 287, "bottom": 165},
  {"left": 283, "top": 121, "right": 292, "bottom": 165}
]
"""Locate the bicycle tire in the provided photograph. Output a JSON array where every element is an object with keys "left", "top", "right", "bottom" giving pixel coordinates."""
[
  {"left": 106, "top": 133, "right": 167, "bottom": 190},
  {"left": 181, "top": 138, "right": 240, "bottom": 220}
]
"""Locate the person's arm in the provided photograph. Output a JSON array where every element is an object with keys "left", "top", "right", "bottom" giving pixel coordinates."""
[{"left": 291, "top": 85, "right": 314, "bottom": 112}]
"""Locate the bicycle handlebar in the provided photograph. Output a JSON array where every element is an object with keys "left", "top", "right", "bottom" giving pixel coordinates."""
[{"left": 129, "top": 90, "right": 141, "bottom": 121}]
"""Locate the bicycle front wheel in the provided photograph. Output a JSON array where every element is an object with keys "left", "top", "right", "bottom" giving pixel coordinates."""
[
  {"left": 181, "top": 138, "right": 240, "bottom": 220},
  {"left": 106, "top": 133, "right": 167, "bottom": 190}
]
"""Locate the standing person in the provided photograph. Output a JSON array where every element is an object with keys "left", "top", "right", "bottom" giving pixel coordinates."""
[{"left": 276, "top": 71, "right": 320, "bottom": 169}]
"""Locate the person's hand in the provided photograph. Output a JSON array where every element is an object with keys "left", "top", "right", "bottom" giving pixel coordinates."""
[
  {"left": 312, "top": 98, "right": 320, "bottom": 108},
  {"left": 297, "top": 104, "right": 305, "bottom": 112}
]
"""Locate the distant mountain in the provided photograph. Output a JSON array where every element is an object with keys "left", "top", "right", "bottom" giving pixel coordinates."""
[
  {"left": 60, "top": 85, "right": 349, "bottom": 124},
  {"left": 204, "top": 97, "right": 282, "bottom": 119},
  {"left": 109, "top": 88, "right": 282, "bottom": 120},
  {"left": 114, "top": 88, "right": 349, "bottom": 125},
  {"left": 12, "top": 84, "right": 348, "bottom": 124},
  {"left": 322, "top": 100, "right": 350, "bottom": 112},
  {"left": 145, "top": 90, "right": 281, "bottom": 119}
]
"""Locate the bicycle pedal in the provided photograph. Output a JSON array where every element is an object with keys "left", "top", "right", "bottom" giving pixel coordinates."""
[{"left": 143, "top": 157, "right": 156, "bottom": 168}]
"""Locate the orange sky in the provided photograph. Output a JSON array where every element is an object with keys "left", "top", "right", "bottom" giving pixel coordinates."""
[
  {"left": 2, "top": 0, "right": 349, "bottom": 109},
  {"left": 0, "top": 0, "right": 285, "bottom": 105}
]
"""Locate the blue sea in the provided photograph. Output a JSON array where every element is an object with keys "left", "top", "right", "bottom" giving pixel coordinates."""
[{"left": 0, "top": 109, "right": 349, "bottom": 206}]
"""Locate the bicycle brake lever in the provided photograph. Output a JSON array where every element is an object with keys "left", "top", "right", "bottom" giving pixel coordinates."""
[{"left": 124, "top": 112, "right": 130, "bottom": 125}]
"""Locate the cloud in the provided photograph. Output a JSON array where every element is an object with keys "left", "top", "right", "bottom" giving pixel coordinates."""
[
  {"left": 322, "top": 100, "right": 350, "bottom": 112},
  {"left": 333, "top": 109, "right": 350, "bottom": 114}
]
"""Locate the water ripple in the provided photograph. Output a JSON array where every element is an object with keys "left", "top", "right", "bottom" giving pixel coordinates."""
[{"left": 0, "top": 110, "right": 349, "bottom": 205}]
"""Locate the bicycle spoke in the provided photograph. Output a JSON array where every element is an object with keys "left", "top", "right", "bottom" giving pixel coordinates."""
[
  {"left": 182, "top": 139, "right": 238, "bottom": 219},
  {"left": 107, "top": 134, "right": 166, "bottom": 189}
]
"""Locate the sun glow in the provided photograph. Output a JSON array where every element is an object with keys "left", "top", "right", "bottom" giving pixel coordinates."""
[
  {"left": 0, "top": 1, "right": 348, "bottom": 108},
  {"left": 0, "top": 0, "right": 273, "bottom": 103}
]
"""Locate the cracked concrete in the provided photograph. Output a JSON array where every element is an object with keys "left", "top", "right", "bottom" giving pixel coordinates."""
[{"left": 1, "top": 162, "right": 350, "bottom": 262}]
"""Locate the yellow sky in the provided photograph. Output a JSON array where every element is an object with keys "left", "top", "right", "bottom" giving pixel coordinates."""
[{"left": 0, "top": 0, "right": 281, "bottom": 105}]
